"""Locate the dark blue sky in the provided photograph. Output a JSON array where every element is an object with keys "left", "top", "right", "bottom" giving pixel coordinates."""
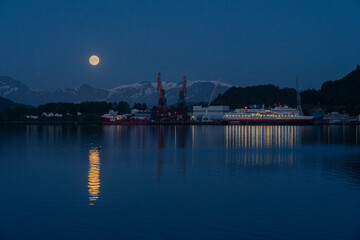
[{"left": 0, "top": 0, "right": 359, "bottom": 90}]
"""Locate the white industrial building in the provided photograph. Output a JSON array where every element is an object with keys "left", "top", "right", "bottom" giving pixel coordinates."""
[
  {"left": 191, "top": 105, "right": 230, "bottom": 121},
  {"left": 131, "top": 109, "right": 152, "bottom": 120},
  {"left": 42, "top": 112, "right": 63, "bottom": 118},
  {"left": 324, "top": 112, "right": 350, "bottom": 124}
]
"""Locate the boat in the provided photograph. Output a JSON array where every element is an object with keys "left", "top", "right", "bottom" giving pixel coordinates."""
[
  {"left": 223, "top": 105, "right": 313, "bottom": 125},
  {"left": 310, "top": 107, "right": 327, "bottom": 125},
  {"left": 223, "top": 78, "right": 313, "bottom": 125},
  {"left": 100, "top": 110, "right": 151, "bottom": 125}
]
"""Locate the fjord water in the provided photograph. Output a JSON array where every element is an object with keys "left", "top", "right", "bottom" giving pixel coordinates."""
[{"left": 0, "top": 125, "right": 359, "bottom": 240}]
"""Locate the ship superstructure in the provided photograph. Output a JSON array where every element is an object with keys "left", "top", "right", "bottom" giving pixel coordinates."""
[
  {"left": 223, "top": 78, "right": 313, "bottom": 125},
  {"left": 223, "top": 105, "right": 313, "bottom": 124}
]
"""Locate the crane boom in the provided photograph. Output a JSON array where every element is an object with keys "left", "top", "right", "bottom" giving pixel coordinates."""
[
  {"left": 182, "top": 76, "right": 186, "bottom": 94},
  {"left": 202, "top": 79, "right": 219, "bottom": 122},
  {"left": 207, "top": 80, "right": 219, "bottom": 107},
  {"left": 157, "top": 72, "right": 161, "bottom": 91}
]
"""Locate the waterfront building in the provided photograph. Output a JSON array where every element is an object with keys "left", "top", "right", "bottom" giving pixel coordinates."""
[
  {"left": 191, "top": 105, "right": 230, "bottom": 121},
  {"left": 41, "top": 112, "right": 63, "bottom": 117},
  {"left": 324, "top": 112, "right": 350, "bottom": 124}
]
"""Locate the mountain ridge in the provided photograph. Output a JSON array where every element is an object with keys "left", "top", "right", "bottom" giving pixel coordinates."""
[{"left": 0, "top": 76, "right": 232, "bottom": 106}]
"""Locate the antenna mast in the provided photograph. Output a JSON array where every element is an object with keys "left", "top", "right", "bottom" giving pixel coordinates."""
[{"left": 296, "top": 77, "right": 303, "bottom": 115}]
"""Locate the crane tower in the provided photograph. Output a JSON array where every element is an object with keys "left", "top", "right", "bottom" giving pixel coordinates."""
[
  {"left": 176, "top": 76, "right": 188, "bottom": 121},
  {"left": 156, "top": 72, "right": 168, "bottom": 121}
]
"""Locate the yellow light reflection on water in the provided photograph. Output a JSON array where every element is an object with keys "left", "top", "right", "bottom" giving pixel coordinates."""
[
  {"left": 224, "top": 125, "right": 297, "bottom": 166},
  {"left": 88, "top": 149, "right": 100, "bottom": 205},
  {"left": 224, "top": 125, "right": 297, "bottom": 148}
]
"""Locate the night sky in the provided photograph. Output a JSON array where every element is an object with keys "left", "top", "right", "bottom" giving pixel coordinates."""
[{"left": 0, "top": 0, "right": 359, "bottom": 90}]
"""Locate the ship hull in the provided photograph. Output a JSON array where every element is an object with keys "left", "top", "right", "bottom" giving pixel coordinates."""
[{"left": 224, "top": 118, "right": 313, "bottom": 125}]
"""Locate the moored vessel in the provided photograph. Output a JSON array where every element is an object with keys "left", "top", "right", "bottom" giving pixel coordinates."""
[
  {"left": 223, "top": 105, "right": 313, "bottom": 125},
  {"left": 223, "top": 77, "right": 313, "bottom": 125}
]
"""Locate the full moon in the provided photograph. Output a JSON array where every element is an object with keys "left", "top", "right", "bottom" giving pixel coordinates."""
[{"left": 89, "top": 55, "right": 100, "bottom": 66}]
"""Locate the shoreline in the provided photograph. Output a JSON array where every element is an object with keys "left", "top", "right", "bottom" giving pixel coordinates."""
[{"left": 1, "top": 122, "right": 359, "bottom": 126}]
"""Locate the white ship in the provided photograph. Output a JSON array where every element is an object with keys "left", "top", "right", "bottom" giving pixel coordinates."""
[
  {"left": 223, "top": 105, "right": 313, "bottom": 125},
  {"left": 223, "top": 78, "right": 313, "bottom": 125}
]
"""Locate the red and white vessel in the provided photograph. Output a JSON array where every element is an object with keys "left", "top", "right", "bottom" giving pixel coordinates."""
[
  {"left": 223, "top": 105, "right": 313, "bottom": 125},
  {"left": 100, "top": 110, "right": 151, "bottom": 125},
  {"left": 224, "top": 78, "right": 313, "bottom": 125}
]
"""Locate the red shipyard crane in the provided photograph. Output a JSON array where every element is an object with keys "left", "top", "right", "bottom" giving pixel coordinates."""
[
  {"left": 176, "top": 76, "right": 188, "bottom": 121},
  {"left": 156, "top": 72, "right": 168, "bottom": 121}
]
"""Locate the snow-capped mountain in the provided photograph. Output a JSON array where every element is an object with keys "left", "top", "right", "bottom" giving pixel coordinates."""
[
  {"left": 0, "top": 76, "right": 50, "bottom": 105},
  {"left": 0, "top": 76, "right": 233, "bottom": 106}
]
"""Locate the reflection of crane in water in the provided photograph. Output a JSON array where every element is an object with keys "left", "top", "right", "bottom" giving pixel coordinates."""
[
  {"left": 156, "top": 126, "right": 189, "bottom": 181},
  {"left": 88, "top": 149, "right": 100, "bottom": 205},
  {"left": 156, "top": 126, "right": 166, "bottom": 182},
  {"left": 176, "top": 126, "right": 188, "bottom": 179}
]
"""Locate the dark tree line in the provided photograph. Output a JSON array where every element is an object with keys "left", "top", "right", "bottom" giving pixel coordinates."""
[
  {"left": 213, "top": 85, "right": 297, "bottom": 109},
  {"left": 132, "top": 103, "right": 148, "bottom": 110},
  {"left": 0, "top": 101, "right": 130, "bottom": 122}
]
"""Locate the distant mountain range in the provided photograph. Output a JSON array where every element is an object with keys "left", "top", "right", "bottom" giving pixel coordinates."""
[{"left": 0, "top": 76, "right": 232, "bottom": 106}]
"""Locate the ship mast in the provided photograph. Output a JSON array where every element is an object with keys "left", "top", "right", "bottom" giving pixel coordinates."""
[{"left": 296, "top": 77, "right": 303, "bottom": 115}]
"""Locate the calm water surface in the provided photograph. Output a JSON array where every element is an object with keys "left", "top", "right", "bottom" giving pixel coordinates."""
[{"left": 0, "top": 125, "right": 359, "bottom": 239}]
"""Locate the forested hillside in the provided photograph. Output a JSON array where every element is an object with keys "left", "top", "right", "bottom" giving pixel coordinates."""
[{"left": 0, "top": 96, "right": 20, "bottom": 112}]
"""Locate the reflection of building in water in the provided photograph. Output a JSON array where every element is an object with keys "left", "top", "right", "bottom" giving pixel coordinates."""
[
  {"left": 174, "top": 126, "right": 188, "bottom": 178},
  {"left": 225, "top": 125, "right": 298, "bottom": 166},
  {"left": 88, "top": 149, "right": 100, "bottom": 205},
  {"left": 225, "top": 125, "right": 299, "bottom": 148},
  {"left": 176, "top": 126, "right": 188, "bottom": 149},
  {"left": 191, "top": 125, "right": 225, "bottom": 147}
]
